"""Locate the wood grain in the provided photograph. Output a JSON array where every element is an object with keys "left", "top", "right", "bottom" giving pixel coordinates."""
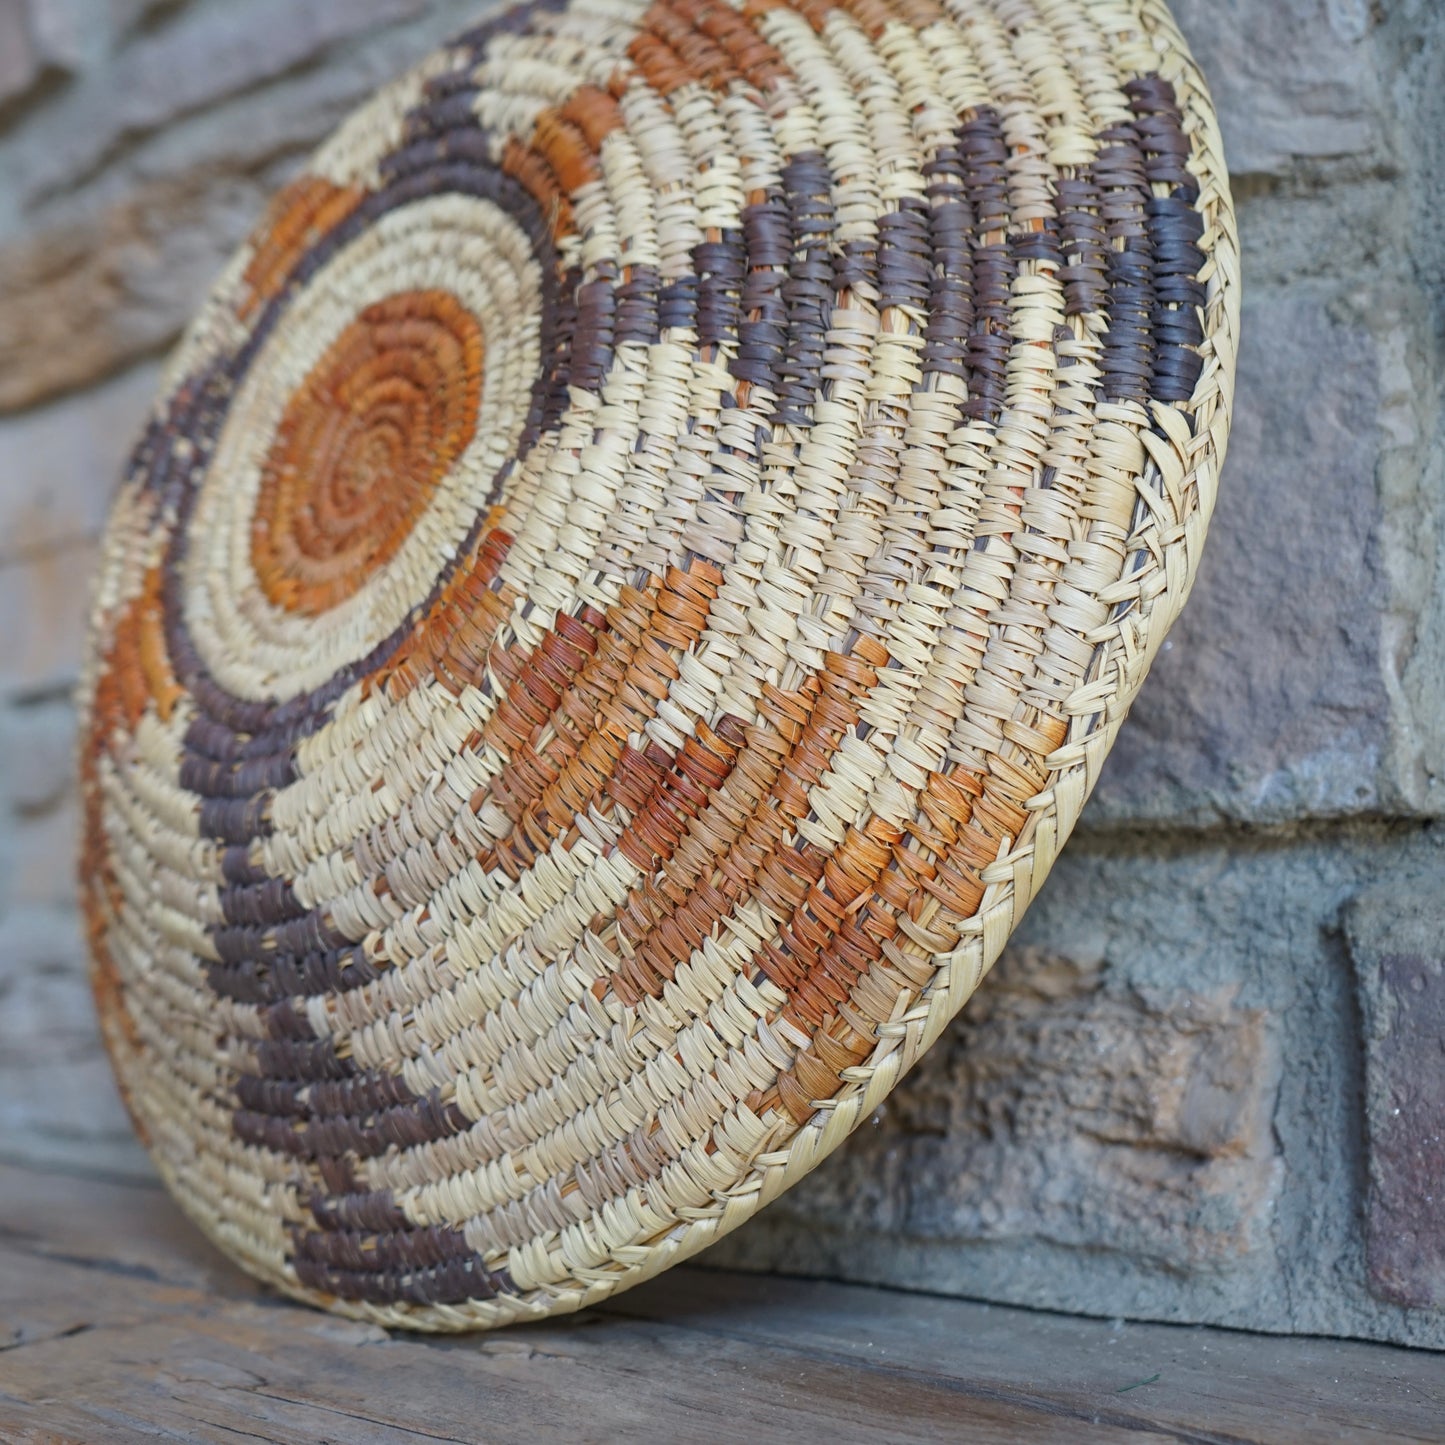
[{"left": 0, "top": 1162, "right": 1441, "bottom": 1443}]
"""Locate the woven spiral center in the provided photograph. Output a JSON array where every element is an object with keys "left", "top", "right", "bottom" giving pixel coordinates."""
[{"left": 252, "top": 290, "right": 485, "bottom": 615}]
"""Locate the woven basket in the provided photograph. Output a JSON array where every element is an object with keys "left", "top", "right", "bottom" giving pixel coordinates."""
[{"left": 80, "top": 0, "right": 1239, "bottom": 1331}]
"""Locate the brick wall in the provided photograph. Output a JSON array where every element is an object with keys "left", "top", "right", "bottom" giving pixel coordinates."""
[{"left": 1, "top": 0, "right": 1441, "bottom": 1346}]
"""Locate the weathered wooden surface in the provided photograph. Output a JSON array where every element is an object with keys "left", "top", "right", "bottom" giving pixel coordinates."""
[{"left": 0, "top": 1162, "right": 1441, "bottom": 1444}]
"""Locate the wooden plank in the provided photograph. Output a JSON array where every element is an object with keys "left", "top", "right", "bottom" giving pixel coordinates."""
[
  {"left": 606, "top": 1270, "right": 1445, "bottom": 1444},
  {"left": 0, "top": 1244, "right": 1152, "bottom": 1445},
  {"left": 0, "top": 1166, "right": 1157, "bottom": 1445},
  {"left": 0, "top": 1163, "right": 1441, "bottom": 1444}
]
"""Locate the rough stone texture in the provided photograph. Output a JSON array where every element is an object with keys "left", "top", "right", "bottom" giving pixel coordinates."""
[
  {"left": 0, "top": 692, "right": 79, "bottom": 909},
  {"left": 716, "top": 827, "right": 1445, "bottom": 1349},
  {"left": 1089, "top": 0, "right": 1445, "bottom": 829},
  {"left": 0, "top": 540, "right": 98, "bottom": 697},
  {"left": 1090, "top": 292, "right": 1390, "bottom": 827},
  {"left": 110, "top": 0, "right": 188, "bottom": 38},
  {"left": 1175, "top": 0, "right": 1387, "bottom": 180},
  {"left": 1347, "top": 878, "right": 1445, "bottom": 1312},
  {"left": 0, "top": 4, "right": 43, "bottom": 112},
  {"left": 0, "top": 0, "right": 86, "bottom": 117},
  {"left": 0, "top": 906, "right": 142, "bottom": 1176},
  {"left": 750, "top": 944, "right": 1282, "bottom": 1273},
  {"left": 1374, "top": 0, "right": 1445, "bottom": 825},
  {"left": 0, "top": 360, "right": 159, "bottom": 562},
  {"left": 0, "top": 170, "right": 284, "bottom": 410},
  {"left": 0, "top": 0, "right": 1441, "bottom": 1350},
  {"left": 10, "top": 0, "right": 429, "bottom": 208}
]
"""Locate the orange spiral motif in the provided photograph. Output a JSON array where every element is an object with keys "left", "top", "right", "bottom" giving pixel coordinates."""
[
  {"left": 78, "top": 0, "right": 1239, "bottom": 1331},
  {"left": 252, "top": 291, "right": 485, "bottom": 615}
]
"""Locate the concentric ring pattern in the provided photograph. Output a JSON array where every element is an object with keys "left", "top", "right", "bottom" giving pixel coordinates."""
[{"left": 80, "top": 0, "right": 1238, "bottom": 1330}]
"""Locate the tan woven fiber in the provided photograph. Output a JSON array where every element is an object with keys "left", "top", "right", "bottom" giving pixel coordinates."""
[{"left": 79, "top": 0, "right": 1239, "bottom": 1330}]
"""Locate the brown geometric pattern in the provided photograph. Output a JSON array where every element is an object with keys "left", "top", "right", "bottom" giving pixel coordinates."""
[{"left": 79, "top": 0, "right": 1239, "bottom": 1330}]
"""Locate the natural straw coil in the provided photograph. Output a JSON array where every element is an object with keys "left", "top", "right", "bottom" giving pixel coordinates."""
[{"left": 80, "top": 0, "right": 1239, "bottom": 1331}]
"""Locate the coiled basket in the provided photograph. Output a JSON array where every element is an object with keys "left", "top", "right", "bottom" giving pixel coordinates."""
[{"left": 80, "top": 0, "right": 1239, "bottom": 1330}]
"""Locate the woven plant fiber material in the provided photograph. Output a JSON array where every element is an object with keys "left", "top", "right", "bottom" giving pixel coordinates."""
[{"left": 79, "top": 0, "right": 1239, "bottom": 1331}]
